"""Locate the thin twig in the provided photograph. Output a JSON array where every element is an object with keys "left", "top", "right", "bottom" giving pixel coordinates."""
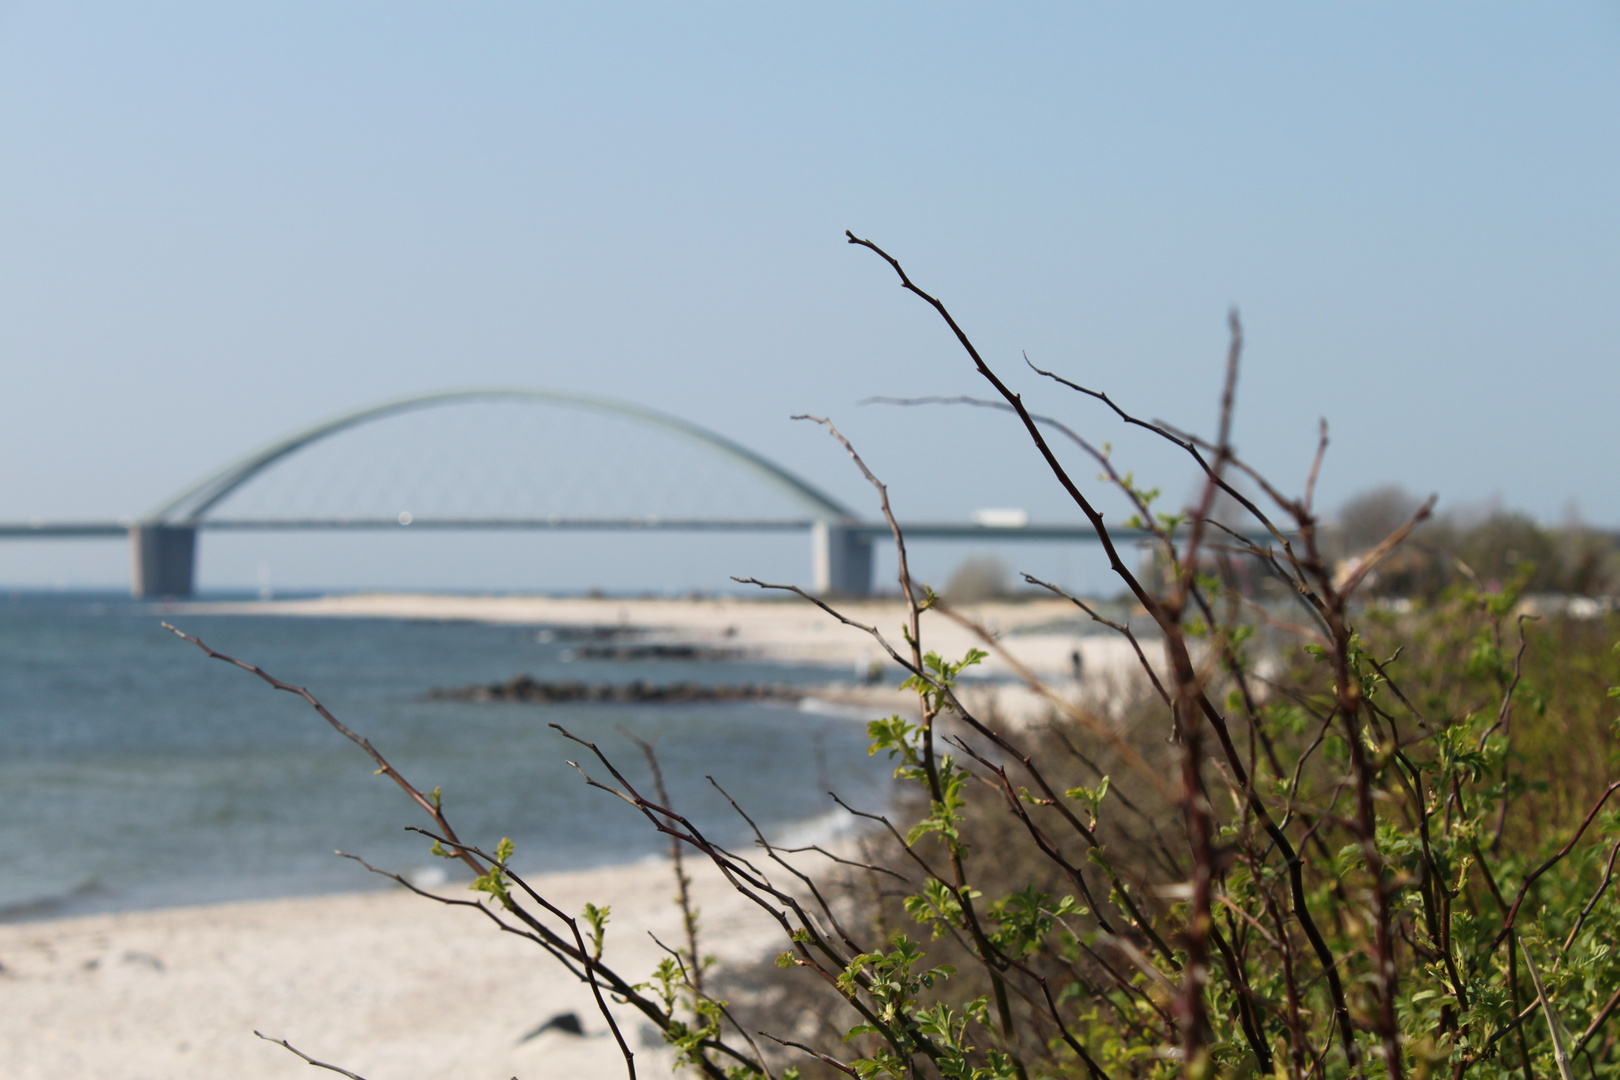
[
  {"left": 1020, "top": 573, "right": 1171, "bottom": 707},
  {"left": 758, "top": 1032, "right": 860, "bottom": 1077},
  {"left": 1491, "top": 780, "right": 1620, "bottom": 950},
  {"left": 1563, "top": 839, "right": 1620, "bottom": 953},
  {"left": 1520, "top": 941, "right": 1575, "bottom": 1080},
  {"left": 162, "top": 624, "right": 485, "bottom": 879},
  {"left": 623, "top": 728, "right": 705, "bottom": 995},
  {"left": 1573, "top": 983, "right": 1620, "bottom": 1055},
  {"left": 254, "top": 1032, "right": 369, "bottom": 1080}
]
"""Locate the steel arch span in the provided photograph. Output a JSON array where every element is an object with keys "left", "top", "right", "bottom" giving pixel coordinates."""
[
  {"left": 125, "top": 388, "right": 866, "bottom": 597},
  {"left": 146, "top": 388, "right": 856, "bottom": 526},
  {"left": 1, "top": 389, "right": 1145, "bottom": 599}
]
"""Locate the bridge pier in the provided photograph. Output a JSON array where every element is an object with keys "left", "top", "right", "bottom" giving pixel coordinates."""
[
  {"left": 811, "top": 521, "right": 873, "bottom": 596},
  {"left": 131, "top": 525, "right": 196, "bottom": 598}
]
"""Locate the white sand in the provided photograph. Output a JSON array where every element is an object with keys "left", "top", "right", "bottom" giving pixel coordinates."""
[
  {"left": 171, "top": 593, "right": 1152, "bottom": 724},
  {"left": 174, "top": 592, "right": 1099, "bottom": 671},
  {"left": 0, "top": 858, "right": 784, "bottom": 1080}
]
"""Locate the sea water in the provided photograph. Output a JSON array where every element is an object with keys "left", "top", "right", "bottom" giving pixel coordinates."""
[{"left": 0, "top": 593, "right": 889, "bottom": 921}]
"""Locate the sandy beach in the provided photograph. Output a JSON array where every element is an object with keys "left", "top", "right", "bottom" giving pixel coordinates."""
[
  {"left": 172, "top": 592, "right": 1152, "bottom": 723},
  {"left": 175, "top": 592, "right": 1120, "bottom": 670},
  {"left": 0, "top": 856, "right": 784, "bottom": 1080},
  {"left": 2, "top": 592, "right": 1156, "bottom": 1078}
]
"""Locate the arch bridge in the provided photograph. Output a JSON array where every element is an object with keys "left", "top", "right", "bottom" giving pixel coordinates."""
[{"left": 1, "top": 388, "right": 1128, "bottom": 597}]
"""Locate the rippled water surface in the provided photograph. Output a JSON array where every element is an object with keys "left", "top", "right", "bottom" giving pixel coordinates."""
[{"left": 0, "top": 593, "right": 886, "bottom": 920}]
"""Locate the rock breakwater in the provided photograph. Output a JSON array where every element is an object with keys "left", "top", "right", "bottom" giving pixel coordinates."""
[{"left": 427, "top": 674, "right": 806, "bottom": 704}]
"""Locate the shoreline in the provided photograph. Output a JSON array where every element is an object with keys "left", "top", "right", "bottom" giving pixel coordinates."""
[
  {"left": 0, "top": 794, "right": 877, "bottom": 930},
  {"left": 0, "top": 854, "right": 783, "bottom": 1080},
  {"left": 2, "top": 594, "right": 1155, "bottom": 1077},
  {"left": 173, "top": 590, "right": 1151, "bottom": 691}
]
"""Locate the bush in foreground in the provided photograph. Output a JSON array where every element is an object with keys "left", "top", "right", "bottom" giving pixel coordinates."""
[{"left": 174, "top": 236, "right": 1620, "bottom": 1080}]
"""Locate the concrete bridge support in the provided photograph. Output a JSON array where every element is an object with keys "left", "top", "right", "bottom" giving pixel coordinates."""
[
  {"left": 811, "top": 521, "right": 873, "bottom": 596},
  {"left": 131, "top": 525, "right": 196, "bottom": 598}
]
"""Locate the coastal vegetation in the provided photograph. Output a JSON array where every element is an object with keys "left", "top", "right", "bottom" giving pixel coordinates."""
[{"left": 171, "top": 237, "right": 1620, "bottom": 1080}]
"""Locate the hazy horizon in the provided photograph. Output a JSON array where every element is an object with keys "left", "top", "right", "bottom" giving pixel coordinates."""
[{"left": 3, "top": 3, "right": 1616, "bottom": 593}]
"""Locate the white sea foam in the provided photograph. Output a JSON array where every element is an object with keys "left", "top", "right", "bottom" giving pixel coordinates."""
[{"left": 797, "top": 696, "right": 888, "bottom": 722}]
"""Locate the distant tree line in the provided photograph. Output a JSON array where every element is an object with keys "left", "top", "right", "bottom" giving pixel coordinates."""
[{"left": 1334, "top": 485, "right": 1619, "bottom": 598}]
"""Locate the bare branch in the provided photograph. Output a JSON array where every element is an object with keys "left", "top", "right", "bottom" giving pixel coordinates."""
[
  {"left": 253, "top": 1032, "right": 369, "bottom": 1080},
  {"left": 791, "top": 413, "right": 924, "bottom": 665},
  {"left": 729, "top": 577, "right": 918, "bottom": 677},
  {"left": 1491, "top": 780, "right": 1620, "bottom": 950},
  {"left": 1562, "top": 838, "right": 1620, "bottom": 953},
  {"left": 1020, "top": 572, "right": 1171, "bottom": 706},
  {"left": 758, "top": 1032, "right": 860, "bottom": 1077},
  {"left": 777, "top": 842, "right": 914, "bottom": 884},
  {"left": 162, "top": 623, "right": 485, "bottom": 879},
  {"left": 623, "top": 728, "right": 705, "bottom": 995},
  {"left": 1336, "top": 494, "right": 1438, "bottom": 598}
]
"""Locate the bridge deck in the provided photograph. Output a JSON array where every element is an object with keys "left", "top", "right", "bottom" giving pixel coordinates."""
[{"left": 0, "top": 517, "right": 1190, "bottom": 541}]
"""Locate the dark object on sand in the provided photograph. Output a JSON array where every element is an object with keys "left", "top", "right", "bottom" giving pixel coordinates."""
[
  {"left": 519, "top": 1011, "right": 585, "bottom": 1043},
  {"left": 428, "top": 675, "right": 805, "bottom": 705}
]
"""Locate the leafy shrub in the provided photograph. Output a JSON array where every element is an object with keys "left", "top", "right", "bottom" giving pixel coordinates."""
[{"left": 178, "top": 237, "right": 1620, "bottom": 1080}]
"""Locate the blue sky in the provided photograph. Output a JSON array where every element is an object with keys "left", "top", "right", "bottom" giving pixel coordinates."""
[{"left": 2, "top": 3, "right": 1616, "bottom": 593}]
